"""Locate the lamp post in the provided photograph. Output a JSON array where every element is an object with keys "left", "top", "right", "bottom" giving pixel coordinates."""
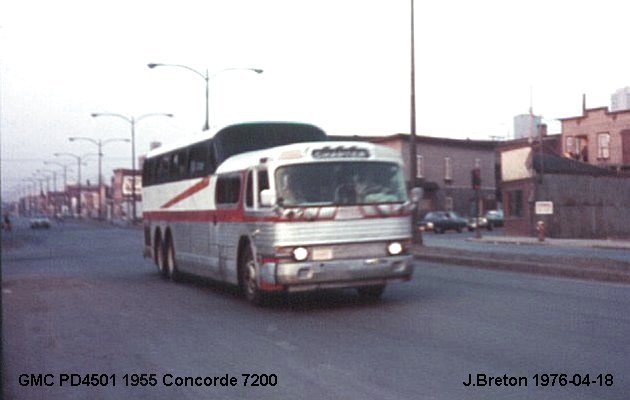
[
  {"left": 31, "top": 173, "right": 48, "bottom": 214},
  {"left": 23, "top": 178, "right": 38, "bottom": 215},
  {"left": 410, "top": 0, "right": 422, "bottom": 245},
  {"left": 44, "top": 161, "right": 73, "bottom": 192},
  {"left": 68, "top": 136, "right": 130, "bottom": 220},
  {"left": 33, "top": 171, "right": 51, "bottom": 194},
  {"left": 39, "top": 169, "right": 58, "bottom": 192},
  {"left": 55, "top": 152, "right": 90, "bottom": 218},
  {"left": 91, "top": 112, "right": 173, "bottom": 223},
  {"left": 147, "top": 63, "right": 263, "bottom": 131},
  {"left": 44, "top": 161, "right": 75, "bottom": 216},
  {"left": 38, "top": 169, "right": 59, "bottom": 215}
]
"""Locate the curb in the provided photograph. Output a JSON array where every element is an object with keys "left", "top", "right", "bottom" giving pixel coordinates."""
[
  {"left": 412, "top": 248, "right": 630, "bottom": 285},
  {"left": 466, "top": 238, "right": 630, "bottom": 251}
]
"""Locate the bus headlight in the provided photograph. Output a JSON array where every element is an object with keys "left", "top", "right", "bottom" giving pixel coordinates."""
[
  {"left": 387, "top": 242, "right": 403, "bottom": 256},
  {"left": 292, "top": 247, "right": 309, "bottom": 261}
]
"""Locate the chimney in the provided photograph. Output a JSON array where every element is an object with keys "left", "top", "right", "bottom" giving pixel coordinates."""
[
  {"left": 539, "top": 123, "right": 547, "bottom": 137},
  {"left": 582, "top": 93, "right": 586, "bottom": 115}
]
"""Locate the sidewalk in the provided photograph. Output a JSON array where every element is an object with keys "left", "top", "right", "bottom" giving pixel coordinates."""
[
  {"left": 411, "top": 234, "right": 630, "bottom": 284},
  {"left": 468, "top": 235, "right": 630, "bottom": 251}
]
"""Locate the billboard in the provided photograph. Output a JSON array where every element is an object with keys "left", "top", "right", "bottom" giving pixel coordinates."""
[{"left": 122, "top": 176, "right": 142, "bottom": 196}]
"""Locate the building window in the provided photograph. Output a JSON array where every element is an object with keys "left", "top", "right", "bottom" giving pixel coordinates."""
[
  {"left": 416, "top": 155, "right": 423, "bottom": 178},
  {"left": 565, "top": 136, "right": 574, "bottom": 155},
  {"left": 444, "top": 157, "right": 452, "bottom": 181},
  {"left": 506, "top": 190, "right": 523, "bottom": 218},
  {"left": 597, "top": 132, "right": 610, "bottom": 159},
  {"left": 474, "top": 158, "right": 481, "bottom": 169}
]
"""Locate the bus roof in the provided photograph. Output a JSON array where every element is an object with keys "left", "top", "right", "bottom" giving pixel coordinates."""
[
  {"left": 215, "top": 141, "right": 403, "bottom": 174},
  {"left": 145, "top": 121, "right": 326, "bottom": 159}
]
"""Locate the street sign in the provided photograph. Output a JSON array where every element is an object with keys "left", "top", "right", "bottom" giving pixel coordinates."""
[{"left": 535, "top": 201, "right": 554, "bottom": 215}]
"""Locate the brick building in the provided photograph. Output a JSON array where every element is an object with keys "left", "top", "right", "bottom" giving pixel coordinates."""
[
  {"left": 110, "top": 168, "right": 142, "bottom": 222},
  {"left": 499, "top": 111, "right": 630, "bottom": 238},
  {"left": 559, "top": 107, "right": 630, "bottom": 173}
]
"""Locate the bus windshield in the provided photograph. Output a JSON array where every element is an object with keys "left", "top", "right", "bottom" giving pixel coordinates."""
[{"left": 275, "top": 162, "right": 407, "bottom": 206}]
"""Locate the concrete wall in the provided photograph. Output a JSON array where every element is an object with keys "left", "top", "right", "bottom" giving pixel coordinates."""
[{"left": 538, "top": 174, "right": 630, "bottom": 238}]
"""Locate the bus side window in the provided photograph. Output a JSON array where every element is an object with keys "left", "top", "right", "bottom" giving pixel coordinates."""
[
  {"left": 245, "top": 171, "right": 254, "bottom": 208},
  {"left": 142, "top": 158, "right": 153, "bottom": 186},
  {"left": 172, "top": 150, "right": 188, "bottom": 180},
  {"left": 188, "top": 143, "right": 208, "bottom": 178},
  {"left": 157, "top": 154, "right": 170, "bottom": 183},
  {"left": 216, "top": 175, "right": 241, "bottom": 206},
  {"left": 258, "top": 170, "right": 270, "bottom": 207},
  {"left": 207, "top": 140, "right": 217, "bottom": 175}
]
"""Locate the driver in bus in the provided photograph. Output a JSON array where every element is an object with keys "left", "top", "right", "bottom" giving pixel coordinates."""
[{"left": 278, "top": 171, "right": 304, "bottom": 206}]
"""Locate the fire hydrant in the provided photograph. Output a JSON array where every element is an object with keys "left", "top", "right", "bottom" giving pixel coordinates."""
[{"left": 536, "top": 220, "right": 545, "bottom": 242}]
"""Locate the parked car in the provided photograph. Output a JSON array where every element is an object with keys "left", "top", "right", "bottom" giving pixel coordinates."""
[
  {"left": 484, "top": 210, "right": 504, "bottom": 228},
  {"left": 467, "top": 216, "right": 490, "bottom": 231},
  {"left": 418, "top": 211, "right": 468, "bottom": 234},
  {"left": 30, "top": 215, "right": 51, "bottom": 229}
]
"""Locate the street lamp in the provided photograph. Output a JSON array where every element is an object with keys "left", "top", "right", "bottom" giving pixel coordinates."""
[
  {"left": 33, "top": 170, "right": 51, "bottom": 194},
  {"left": 31, "top": 172, "right": 50, "bottom": 214},
  {"left": 147, "top": 63, "right": 263, "bottom": 131},
  {"left": 54, "top": 152, "right": 92, "bottom": 218},
  {"left": 23, "top": 178, "right": 38, "bottom": 215},
  {"left": 91, "top": 112, "right": 173, "bottom": 223},
  {"left": 44, "top": 161, "right": 75, "bottom": 216},
  {"left": 68, "top": 136, "right": 130, "bottom": 220},
  {"left": 44, "top": 161, "right": 73, "bottom": 192},
  {"left": 39, "top": 169, "right": 58, "bottom": 192},
  {"left": 40, "top": 168, "right": 63, "bottom": 215}
]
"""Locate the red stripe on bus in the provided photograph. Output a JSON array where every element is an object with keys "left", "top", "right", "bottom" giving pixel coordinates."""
[
  {"left": 160, "top": 177, "right": 210, "bottom": 209},
  {"left": 143, "top": 208, "right": 409, "bottom": 223},
  {"left": 144, "top": 209, "right": 262, "bottom": 223}
]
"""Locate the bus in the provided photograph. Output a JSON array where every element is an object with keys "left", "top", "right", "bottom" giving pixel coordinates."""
[{"left": 142, "top": 122, "right": 414, "bottom": 305}]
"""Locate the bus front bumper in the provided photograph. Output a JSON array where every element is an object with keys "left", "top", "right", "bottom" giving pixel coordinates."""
[{"left": 260, "top": 255, "right": 413, "bottom": 292}]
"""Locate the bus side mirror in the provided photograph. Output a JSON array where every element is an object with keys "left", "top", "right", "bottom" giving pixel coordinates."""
[{"left": 260, "top": 189, "right": 276, "bottom": 207}]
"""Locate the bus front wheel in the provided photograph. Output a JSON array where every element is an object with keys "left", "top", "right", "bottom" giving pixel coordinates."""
[{"left": 239, "top": 246, "right": 265, "bottom": 306}]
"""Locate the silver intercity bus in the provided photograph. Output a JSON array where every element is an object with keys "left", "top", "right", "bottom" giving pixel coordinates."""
[{"left": 142, "top": 122, "right": 414, "bottom": 305}]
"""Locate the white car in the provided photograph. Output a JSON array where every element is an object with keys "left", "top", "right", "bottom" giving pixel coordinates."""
[{"left": 30, "top": 215, "right": 51, "bottom": 229}]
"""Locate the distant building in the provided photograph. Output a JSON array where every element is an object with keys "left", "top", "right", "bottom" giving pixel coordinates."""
[
  {"left": 611, "top": 86, "right": 630, "bottom": 111},
  {"left": 110, "top": 168, "right": 142, "bottom": 222},
  {"left": 330, "top": 134, "right": 498, "bottom": 217},
  {"left": 499, "top": 107, "right": 630, "bottom": 238},
  {"left": 513, "top": 113, "right": 543, "bottom": 140},
  {"left": 65, "top": 183, "right": 106, "bottom": 218},
  {"left": 499, "top": 140, "right": 629, "bottom": 238},
  {"left": 559, "top": 107, "right": 630, "bottom": 172}
]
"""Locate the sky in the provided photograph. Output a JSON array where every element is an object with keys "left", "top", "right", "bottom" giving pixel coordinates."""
[{"left": 2, "top": 0, "right": 629, "bottom": 200}]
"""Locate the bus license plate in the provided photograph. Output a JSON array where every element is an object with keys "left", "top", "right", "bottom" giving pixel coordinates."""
[{"left": 312, "top": 247, "right": 333, "bottom": 261}]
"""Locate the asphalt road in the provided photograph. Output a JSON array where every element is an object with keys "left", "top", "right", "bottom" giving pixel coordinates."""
[{"left": 2, "top": 220, "right": 629, "bottom": 399}]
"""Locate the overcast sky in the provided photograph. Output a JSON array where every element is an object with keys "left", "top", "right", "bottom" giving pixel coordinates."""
[{"left": 2, "top": 0, "right": 629, "bottom": 199}]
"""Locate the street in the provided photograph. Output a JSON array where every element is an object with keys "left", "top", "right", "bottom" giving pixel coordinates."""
[{"left": 2, "top": 220, "right": 629, "bottom": 400}]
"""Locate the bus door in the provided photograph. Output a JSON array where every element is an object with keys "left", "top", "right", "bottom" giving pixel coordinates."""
[{"left": 214, "top": 173, "right": 243, "bottom": 281}]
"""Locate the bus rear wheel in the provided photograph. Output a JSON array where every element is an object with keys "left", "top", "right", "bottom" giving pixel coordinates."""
[
  {"left": 239, "top": 246, "right": 265, "bottom": 306},
  {"left": 165, "top": 236, "right": 181, "bottom": 282},
  {"left": 155, "top": 236, "right": 168, "bottom": 278}
]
